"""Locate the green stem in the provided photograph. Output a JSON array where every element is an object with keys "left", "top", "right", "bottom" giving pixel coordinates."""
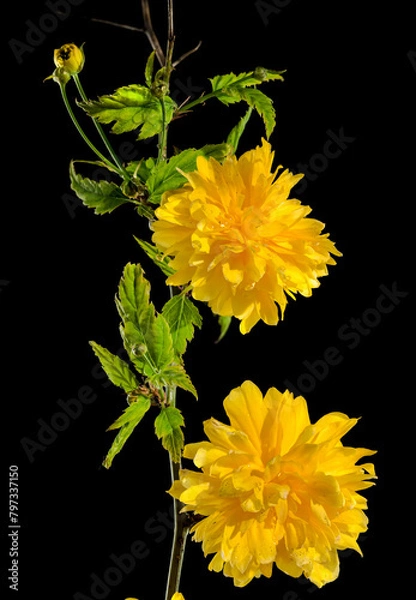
[
  {"left": 157, "top": 98, "right": 168, "bottom": 163},
  {"left": 165, "top": 457, "right": 189, "bottom": 600},
  {"left": 165, "top": 384, "right": 189, "bottom": 600},
  {"left": 59, "top": 83, "right": 123, "bottom": 176},
  {"left": 156, "top": 0, "right": 175, "bottom": 164},
  {"left": 72, "top": 74, "right": 130, "bottom": 180}
]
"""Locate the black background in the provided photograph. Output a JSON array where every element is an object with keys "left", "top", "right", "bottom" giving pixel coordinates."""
[{"left": 2, "top": 1, "right": 413, "bottom": 599}]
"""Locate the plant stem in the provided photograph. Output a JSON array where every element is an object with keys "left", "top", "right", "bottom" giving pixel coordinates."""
[
  {"left": 165, "top": 457, "right": 189, "bottom": 600},
  {"left": 72, "top": 74, "right": 130, "bottom": 180},
  {"left": 59, "top": 83, "right": 120, "bottom": 174}
]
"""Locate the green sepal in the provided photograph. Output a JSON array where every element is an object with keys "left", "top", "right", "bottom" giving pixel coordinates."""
[
  {"left": 162, "top": 293, "right": 202, "bottom": 357},
  {"left": 134, "top": 237, "right": 175, "bottom": 277},
  {"left": 145, "top": 51, "right": 156, "bottom": 88},
  {"left": 146, "top": 144, "right": 230, "bottom": 204},
  {"left": 78, "top": 84, "right": 177, "bottom": 140},
  {"left": 69, "top": 161, "right": 131, "bottom": 214},
  {"left": 216, "top": 315, "right": 232, "bottom": 343},
  {"left": 226, "top": 107, "right": 253, "bottom": 154},
  {"left": 154, "top": 406, "right": 185, "bottom": 463},
  {"left": 103, "top": 395, "right": 152, "bottom": 468},
  {"left": 89, "top": 341, "right": 139, "bottom": 392},
  {"left": 125, "top": 157, "right": 157, "bottom": 183}
]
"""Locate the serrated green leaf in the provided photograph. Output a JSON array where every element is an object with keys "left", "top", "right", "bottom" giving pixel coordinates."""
[
  {"left": 157, "top": 365, "right": 198, "bottom": 399},
  {"left": 145, "top": 51, "right": 155, "bottom": 88},
  {"left": 210, "top": 68, "right": 284, "bottom": 92},
  {"left": 162, "top": 294, "right": 202, "bottom": 356},
  {"left": 146, "top": 313, "right": 175, "bottom": 370},
  {"left": 134, "top": 237, "right": 175, "bottom": 277},
  {"left": 117, "top": 263, "right": 152, "bottom": 329},
  {"left": 69, "top": 162, "right": 131, "bottom": 214},
  {"left": 154, "top": 406, "right": 185, "bottom": 462},
  {"left": 210, "top": 71, "right": 256, "bottom": 91},
  {"left": 238, "top": 88, "right": 276, "bottom": 139},
  {"left": 208, "top": 68, "right": 283, "bottom": 138},
  {"left": 146, "top": 144, "right": 230, "bottom": 204},
  {"left": 226, "top": 107, "right": 253, "bottom": 153},
  {"left": 103, "top": 396, "right": 151, "bottom": 468},
  {"left": 119, "top": 321, "right": 153, "bottom": 378},
  {"left": 216, "top": 315, "right": 232, "bottom": 343},
  {"left": 90, "top": 341, "right": 139, "bottom": 392},
  {"left": 107, "top": 395, "right": 151, "bottom": 430},
  {"left": 78, "top": 84, "right": 176, "bottom": 140}
]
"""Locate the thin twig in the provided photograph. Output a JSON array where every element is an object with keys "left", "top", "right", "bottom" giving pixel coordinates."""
[
  {"left": 173, "top": 41, "right": 202, "bottom": 68},
  {"left": 91, "top": 18, "right": 145, "bottom": 33},
  {"left": 141, "top": 0, "right": 165, "bottom": 66},
  {"left": 165, "top": 0, "right": 175, "bottom": 81}
]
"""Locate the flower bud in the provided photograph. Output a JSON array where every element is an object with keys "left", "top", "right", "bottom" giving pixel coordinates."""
[{"left": 54, "top": 43, "right": 85, "bottom": 76}]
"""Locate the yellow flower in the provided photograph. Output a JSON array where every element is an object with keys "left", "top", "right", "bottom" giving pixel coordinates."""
[
  {"left": 53, "top": 43, "right": 85, "bottom": 75},
  {"left": 126, "top": 594, "right": 184, "bottom": 600},
  {"left": 152, "top": 140, "right": 341, "bottom": 333},
  {"left": 169, "top": 381, "right": 376, "bottom": 588}
]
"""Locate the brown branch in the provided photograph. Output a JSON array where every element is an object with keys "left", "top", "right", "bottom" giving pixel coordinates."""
[
  {"left": 90, "top": 18, "right": 145, "bottom": 33},
  {"left": 141, "top": 0, "right": 165, "bottom": 66},
  {"left": 173, "top": 40, "right": 202, "bottom": 68}
]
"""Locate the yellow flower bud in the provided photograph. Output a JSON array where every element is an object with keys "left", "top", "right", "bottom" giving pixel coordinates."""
[{"left": 54, "top": 43, "right": 85, "bottom": 76}]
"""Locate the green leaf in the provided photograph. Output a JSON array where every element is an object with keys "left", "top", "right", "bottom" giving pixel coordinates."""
[
  {"left": 238, "top": 88, "right": 276, "bottom": 139},
  {"left": 146, "top": 313, "right": 175, "bottom": 371},
  {"left": 117, "top": 263, "right": 152, "bottom": 329},
  {"left": 146, "top": 144, "right": 230, "bottom": 204},
  {"left": 210, "top": 68, "right": 284, "bottom": 93},
  {"left": 103, "top": 396, "right": 151, "bottom": 468},
  {"left": 216, "top": 315, "right": 232, "bottom": 343},
  {"left": 69, "top": 162, "right": 131, "bottom": 214},
  {"left": 145, "top": 51, "right": 155, "bottom": 88},
  {"left": 78, "top": 84, "right": 177, "bottom": 140},
  {"left": 162, "top": 294, "right": 202, "bottom": 356},
  {"left": 226, "top": 107, "right": 253, "bottom": 153},
  {"left": 107, "top": 395, "right": 151, "bottom": 430},
  {"left": 134, "top": 237, "right": 175, "bottom": 277},
  {"left": 154, "top": 406, "right": 185, "bottom": 462},
  {"left": 119, "top": 321, "right": 153, "bottom": 378},
  {"left": 157, "top": 365, "right": 198, "bottom": 399},
  {"left": 89, "top": 341, "right": 139, "bottom": 392},
  {"left": 208, "top": 68, "right": 284, "bottom": 138}
]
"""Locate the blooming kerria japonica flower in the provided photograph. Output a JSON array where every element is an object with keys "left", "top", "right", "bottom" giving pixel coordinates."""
[
  {"left": 126, "top": 595, "right": 184, "bottom": 600},
  {"left": 169, "top": 381, "right": 376, "bottom": 588},
  {"left": 152, "top": 140, "right": 342, "bottom": 333}
]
